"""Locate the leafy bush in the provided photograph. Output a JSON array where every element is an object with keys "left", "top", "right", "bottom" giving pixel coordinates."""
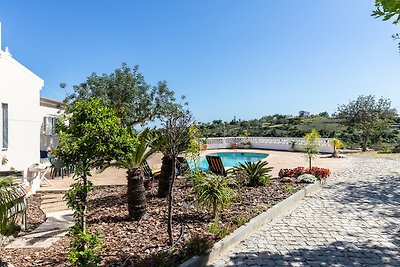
[
  {"left": 232, "top": 214, "right": 250, "bottom": 227},
  {"left": 232, "top": 161, "right": 273, "bottom": 186},
  {"left": 194, "top": 173, "right": 237, "bottom": 218},
  {"left": 208, "top": 216, "right": 234, "bottom": 240},
  {"left": 185, "top": 234, "right": 214, "bottom": 258},
  {"left": 297, "top": 174, "right": 317, "bottom": 183},
  {"left": 278, "top": 167, "right": 330, "bottom": 180},
  {"left": 282, "top": 184, "right": 296, "bottom": 193}
]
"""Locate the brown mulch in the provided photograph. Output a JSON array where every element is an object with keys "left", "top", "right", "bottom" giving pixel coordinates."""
[
  {"left": 0, "top": 179, "right": 305, "bottom": 267},
  {"left": 25, "top": 194, "right": 46, "bottom": 232}
]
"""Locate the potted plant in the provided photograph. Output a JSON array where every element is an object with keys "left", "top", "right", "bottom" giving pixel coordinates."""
[{"left": 200, "top": 138, "right": 208, "bottom": 150}]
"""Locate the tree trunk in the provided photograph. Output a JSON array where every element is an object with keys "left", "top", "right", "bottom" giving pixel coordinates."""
[
  {"left": 167, "top": 157, "right": 177, "bottom": 246},
  {"left": 127, "top": 168, "right": 147, "bottom": 220},
  {"left": 82, "top": 174, "right": 87, "bottom": 233},
  {"left": 362, "top": 132, "right": 369, "bottom": 152},
  {"left": 212, "top": 202, "right": 217, "bottom": 218},
  {"left": 308, "top": 156, "right": 312, "bottom": 169},
  {"left": 158, "top": 154, "right": 174, "bottom": 198}
]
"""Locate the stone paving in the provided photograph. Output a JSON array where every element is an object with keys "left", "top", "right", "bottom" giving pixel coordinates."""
[{"left": 208, "top": 157, "right": 400, "bottom": 267}]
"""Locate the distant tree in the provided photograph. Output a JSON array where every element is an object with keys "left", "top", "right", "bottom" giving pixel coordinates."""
[
  {"left": 303, "top": 129, "right": 320, "bottom": 169},
  {"left": 298, "top": 110, "right": 308, "bottom": 117},
  {"left": 64, "top": 63, "right": 179, "bottom": 127},
  {"left": 372, "top": 0, "right": 400, "bottom": 50},
  {"left": 319, "top": 111, "right": 330, "bottom": 118},
  {"left": 337, "top": 95, "right": 397, "bottom": 151}
]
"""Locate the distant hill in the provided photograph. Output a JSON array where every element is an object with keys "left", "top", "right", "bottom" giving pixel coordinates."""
[{"left": 198, "top": 114, "right": 400, "bottom": 150}]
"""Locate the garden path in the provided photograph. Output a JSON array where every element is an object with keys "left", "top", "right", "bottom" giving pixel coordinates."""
[{"left": 208, "top": 156, "right": 400, "bottom": 267}]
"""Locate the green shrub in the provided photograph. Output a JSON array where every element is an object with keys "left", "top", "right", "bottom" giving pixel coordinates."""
[
  {"left": 185, "top": 234, "right": 213, "bottom": 258},
  {"left": 208, "top": 216, "right": 234, "bottom": 240},
  {"left": 233, "top": 161, "right": 273, "bottom": 186},
  {"left": 232, "top": 214, "right": 250, "bottom": 227},
  {"left": 282, "top": 184, "right": 296, "bottom": 193},
  {"left": 194, "top": 173, "right": 237, "bottom": 218}
]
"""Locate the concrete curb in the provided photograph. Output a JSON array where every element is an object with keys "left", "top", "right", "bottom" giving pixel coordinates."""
[{"left": 180, "top": 180, "right": 324, "bottom": 267}]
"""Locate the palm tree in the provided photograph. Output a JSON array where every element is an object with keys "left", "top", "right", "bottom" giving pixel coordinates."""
[
  {"left": 0, "top": 177, "right": 27, "bottom": 241},
  {"left": 116, "top": 128, "right": 158, "bottom": 220}
]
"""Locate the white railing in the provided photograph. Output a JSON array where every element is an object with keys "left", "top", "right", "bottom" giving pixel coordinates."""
[{"left": 201, "top": 137, "right": 334, "bottom": 153}]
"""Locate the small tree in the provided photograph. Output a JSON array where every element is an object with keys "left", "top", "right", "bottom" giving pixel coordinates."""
[
  {"left": 337, "top": 95, "right": 397, "bottom": 151},
  {"left": 56, "top": 99, "right": 135, "bottom": 266},
  {"left": 330, "top": 138, "right": 344, "bottom": 157},
  {"left": 115, "top": 128, "right": 159, "bottom": 220},
  {"left": 185, "top": 125, "right": 201, "bottom": 169},
  {"left": 194, "top": 172, "right": 236, "bottom": 218},
  {"left": 303, "top": 129, "right": 320, "bottom": 169},
  {"left": 160, "top": 107, "right": 193, "bottom": 246}
]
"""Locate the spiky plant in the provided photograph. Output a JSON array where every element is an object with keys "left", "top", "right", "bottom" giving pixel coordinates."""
[
  {"left": 0, "top": 177, "right": 27, "bottom": 241},
  {"left": 233, "top": 161, "right": 273, "bottom": 186},
  {"left": 194, "top": 173, "right": 236, "bottom": 218},
  {"left": 116, "top": 128, "right": 158, "bottom": 220}
]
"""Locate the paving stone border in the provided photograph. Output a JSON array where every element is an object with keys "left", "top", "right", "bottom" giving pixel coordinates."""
[{"left": 179, "top": 180, "right": 325, "bottom": 267}]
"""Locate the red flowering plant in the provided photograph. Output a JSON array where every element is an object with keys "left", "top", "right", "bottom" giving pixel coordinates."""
[
  {"left": 308, "top": 167, "right": 330, "bottom": 179},
  {"left": 278, "top": 166, "right": 330, "bottom": 180}
]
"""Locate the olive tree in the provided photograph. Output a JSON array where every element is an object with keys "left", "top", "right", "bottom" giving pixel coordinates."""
[
  {"left": 337, "top": 95, "right": 397, "bottom": 151},
  {"left": 64, "top": 63, "right": 179, "bottom": 127},
  {"left": 56, "top": 98, "right": 135, "bottom": 266}
]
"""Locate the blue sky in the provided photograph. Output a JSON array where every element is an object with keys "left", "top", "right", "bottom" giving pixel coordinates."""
[{"left": 1, "top": 1, "right": 399, "bottom": 122}]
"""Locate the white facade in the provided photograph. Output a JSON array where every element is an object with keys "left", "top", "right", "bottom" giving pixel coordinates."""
[
  {"left": 40, "top": 98, "right": 65, "bottom": 152},
  {"left": 0, "top": 26, "right": 44, "bottom": 172}
]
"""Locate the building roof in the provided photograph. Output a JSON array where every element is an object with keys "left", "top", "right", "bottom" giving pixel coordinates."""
[{"left": 40, "top": 97, "right": 66, "bottom": 109}]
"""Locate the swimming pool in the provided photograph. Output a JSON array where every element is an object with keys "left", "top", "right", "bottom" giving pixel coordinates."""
[{"left": 191, "top": 152, "right": 269, "bottom": 170}]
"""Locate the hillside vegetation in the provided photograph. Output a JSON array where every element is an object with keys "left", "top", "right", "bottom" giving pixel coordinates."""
[{"left": 198, "top": 114, "right": 400, "bottom": 150}]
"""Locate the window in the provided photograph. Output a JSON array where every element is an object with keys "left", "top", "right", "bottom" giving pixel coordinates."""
[
  {"left": 44, "top": 116, "right": 57, "bottom": 136},
  {"left": 2, "top": 103, "right": 8, "bottom": 150}
]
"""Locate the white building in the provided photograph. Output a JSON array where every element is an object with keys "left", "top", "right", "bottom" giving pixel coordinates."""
[
  {"left": 0, "top": 24, "right": 44, "bottom": 172},
  {"left": 40, "top": 97, "right": 65, "bottom": 153}
]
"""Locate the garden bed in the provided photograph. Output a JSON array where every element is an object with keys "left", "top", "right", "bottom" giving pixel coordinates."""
[{"left": 0, "top": 179, "right": 305, "bottom": 266}]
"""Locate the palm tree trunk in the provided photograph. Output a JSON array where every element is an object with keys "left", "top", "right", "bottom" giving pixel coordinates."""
[
  {"left": 158, "top": 154, "right": 174, "bottom": 198},
  {"left": 127, "top": 168, "right": 147, "bottom": 220}
]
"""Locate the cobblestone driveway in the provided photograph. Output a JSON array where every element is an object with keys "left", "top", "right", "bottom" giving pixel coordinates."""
[{"left": 209, "top": 157, "right": 400, "bottom": 267}]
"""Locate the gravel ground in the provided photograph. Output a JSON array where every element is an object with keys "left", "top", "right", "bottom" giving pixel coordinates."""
[{"left": 0, "top": 177, "right": 305, "bottom": 266}]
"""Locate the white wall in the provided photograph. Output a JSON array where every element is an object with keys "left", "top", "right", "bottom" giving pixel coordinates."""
[
  {"left": 204, "top": 137, "right": 334, "bottom": 153},
  {"left": 0, "top": 50, "right": 44, "bottom": 173}
]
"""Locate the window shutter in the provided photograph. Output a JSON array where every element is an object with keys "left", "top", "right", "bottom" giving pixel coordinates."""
[
  {"left": 45, "top": 117, "right": 52, "bottom": 136},
  {"left": 2, "top": 104, "right": 8, "bottom": 149}
]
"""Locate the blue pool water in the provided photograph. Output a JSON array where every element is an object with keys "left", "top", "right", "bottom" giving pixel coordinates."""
[{"left": 190, "top": 152, "right": 269, "bottom": 170}]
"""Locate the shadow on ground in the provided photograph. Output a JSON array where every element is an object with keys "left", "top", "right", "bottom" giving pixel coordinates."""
[{"left": 213, "top": 240, "right": 400, "bottom": 266}]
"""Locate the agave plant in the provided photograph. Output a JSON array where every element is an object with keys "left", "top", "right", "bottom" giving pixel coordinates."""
[
  {"left": 194, "top": 173, "right": 237, "bottom": 218},
  {"left": 0, "top": 177, "right": 27, "bottom": 241},
  {"left": 233, "top": 161, "right": 273, "bottom": 187}
]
